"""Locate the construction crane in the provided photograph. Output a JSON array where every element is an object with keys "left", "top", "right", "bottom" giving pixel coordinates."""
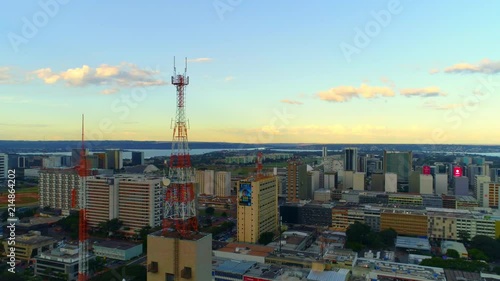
[{"left": 72, "top": 114, "right": 90, "bottom": 281}]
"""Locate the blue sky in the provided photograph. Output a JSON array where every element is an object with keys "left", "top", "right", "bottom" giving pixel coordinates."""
[{"left": 1, "top": 0, "right": 499, "bottom": 144}]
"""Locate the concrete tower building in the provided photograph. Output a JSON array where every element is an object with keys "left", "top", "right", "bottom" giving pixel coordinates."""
[
  {"left": 39, "top": 168, "right": 81, "bottom": 215},
  {"left": 344, "top": 147, "right": 358, "bottom": 171},
  {"left": 203, "top": 170, "right": 215, "bottom": 195},
  {"left": 105, "top": 149, "right": 123, "bottom": 170},
  {"left": 286, "top": 159, "right": 307, "bottom": 202},
  {"left": 237, "top": 176, "right": 279, "bottom": 243},
  {"left": 383, "top": 150, "right": 412, "bottom": 184},
  {"left": 215, "top": 171, "right": 231, "bottom": 197}
]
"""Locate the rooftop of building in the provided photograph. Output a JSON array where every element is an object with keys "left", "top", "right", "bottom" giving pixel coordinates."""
[
  {"left": 395, "top": 236, "right": 431, "bottom": 251},
  {"left": 356, "top": 258, "right": 446, "bottom": 281},
  {"left": 149, "top": 229, "right": 211, "bottom": 241},
  {"left": 215, "top": 242, "right": 274, "bottom": 257},
  {"left": 17, "top": 216, "right": 61, "bottom": 227},
  {"left": 444, "top": 269, "right": 481, "bottom": 281},
  {"left": 93, "top": 240, "right": 142, "bottom": 250},
  {"left": 15, "top": 231, "right": 58, "bottom": 245},
  {"left": 307, "top": 268, "right": 350, "bottom": 281},
  {"left": 214, "top": 259, "right": 256, "bottom": 275},
  {"left": 244, "top": 263, "right": 285, "bottom": 279},
  {"left": 441, "top": 241, "right": 467, "bottom": 254},
  {"left": 38, "top": 245, "right": 79, "bottom": 262}
]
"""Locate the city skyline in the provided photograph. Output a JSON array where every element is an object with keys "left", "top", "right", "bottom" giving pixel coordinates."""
[{"left": 1, "top": 1, "right": 500, "bottom": 144}]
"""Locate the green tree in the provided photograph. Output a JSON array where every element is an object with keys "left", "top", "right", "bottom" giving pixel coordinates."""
[
  {"left": 470, "top": 235, "right": 500, "bottom": 261},
  {"left": 446, "top": 249, "right": 460, "bottom": 259},
  {"left": 107, "top": 218, "right": 123, "bottom": 234},
  {"left": 205, "top": 207, "right": 215, "bottom": 216},
  {"left": 468, "top": 248, "right": 488, "bottom": 261},
  {"left": 221, "top": 212, "right": 227, "bottom": 218},
  {"left": 493, "top": 266, "right": 500, "bottom": 275},
  {"left": 346, "top": 222, "right": 371, "bottom": 245},
  {"left": 379, "top": 228, "right": 397, "bottom": 248},
  {"left": 458, "top": 230, "right": 471, "bottom": 243},
  {"left": 258, "top": 232, "right": 275, "bottom": 245}
]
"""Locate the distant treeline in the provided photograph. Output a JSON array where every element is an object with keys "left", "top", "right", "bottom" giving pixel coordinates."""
[{"left": 1, "top": 140, "right": 500, "bottom": 154}]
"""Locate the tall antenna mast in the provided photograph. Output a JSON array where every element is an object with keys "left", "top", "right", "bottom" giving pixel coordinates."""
[
  {"left": 76, "top": 114, "right": 90, "bottom": 281},
  {"left": 163, "top": 57, "right": 198, "bottom": 238}
]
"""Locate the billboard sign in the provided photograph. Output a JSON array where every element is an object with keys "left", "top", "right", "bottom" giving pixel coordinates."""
[
  {"left": 239, "top": 183, "right": 252, "bottom": 206},
  {"left": 453, "top": 166, "right": 462, "bottom": 177},
  {"left": 422, "top": 165, "right": 431, "bottom": 175},
  {"left": 243, "top": 277, "right": 270, "bottom": 281}
]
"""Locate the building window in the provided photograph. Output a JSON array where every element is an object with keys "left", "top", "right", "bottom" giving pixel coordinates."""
[{"left": 166, "top": 273, "right": 175, "bottom": 281}]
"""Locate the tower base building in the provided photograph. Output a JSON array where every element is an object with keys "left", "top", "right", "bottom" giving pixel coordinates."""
[{"left": 146, "top": 230, "right": 212, "bottom": 281}]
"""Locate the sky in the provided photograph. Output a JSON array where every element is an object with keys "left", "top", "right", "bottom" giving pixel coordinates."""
[{"left": 1, "top": 0, "right": 499, "bottom": 144}]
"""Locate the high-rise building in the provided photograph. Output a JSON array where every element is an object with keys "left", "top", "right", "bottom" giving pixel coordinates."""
[
  {"left": 310, "top": 170, "right": 321, "bottom": 192},
  {"left": 215, "top": 171, "right": 231, "bottom": 197},
  {"left": 419, "top": 174, "right": 433, "bottom": 194},
  {"left": 353, "top": 172, "right": 365, "bottom": 191},
  {"left": 343, "top": 170, "right": 354, "bottom": 190},
  {"left": 0, "top": 153, "right": 8, "bottom": 179},
  {"left": 385, "top": 173, "right": 397, "bottom": 193},
  {"left": 435, "top": 174, "right": 448, "bottom": 195},
  {"left": 383, "top": 150, "right": 412, "bottom": 184},
  {"left": 203, "top": 170, "right": 215, "bottom": 195},
  {"left": 371, "top": 172, "right": 385, "bottom": 191},
  {"left": 323, "top": 172, "right": 337, "bottom": 190},
  {"left": 39, "top": 169, "right": 81, "bottom": 215},
  {"left": 71, "top": 148, "right": 88, "bottom": 167},
  {"left": 86, "top": 177, "right": 119, "bottom": 229},
  {"left": 475, "top": 175, "right": 491, "bottom": 204},
  {"left": 454, "top": 176, "right": 469, "bottom": 196},
  {"left": 131, "top": 151, "right": 144, "bottom": 166},
  {"left": 490, "top": 168, "right": 500, "bottom": 182},
  {"left": 286, "top": 159, "right": 307, "bottom": 202},
  {"left": 42, "top": 156, "right": 62, "bottom": 169},
  {"left": 195, "top": 170, "right": 205, "bottom": 195},
  {"left": 86, "top": 175, "right": 163, "bottom": 236},
  {"left": 117, "top": 176, "right": 162, "bottom": 235},
  {"left": 409, "top": 171, "right": 421, "bottom": 193},
  {"left": 357, "top": 155, "right": 367, "bottom": 173},
  {"left": 468, "top": 165, "right": 484, "bottom": 187},
  {"left": 105, "top": 149, "right": 123, "bottom": 170},
  {"left": 484, "top": 183, "right": 500, "bottom": 208},
  {"left": 93, "top": 152, "right": 107, "bottom": 169},
  {"left": 344, "top": 147, "right": 358, "bottom": 171},
  {"left": 237, "top": 176, "right": 278, "bottom": 243},
  {"left": 322, "top": 147, "right": 328, "bottom": 158}
]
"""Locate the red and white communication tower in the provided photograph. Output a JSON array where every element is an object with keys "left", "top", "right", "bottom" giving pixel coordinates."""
[
  {"left": 72, "top": 114, "right": 90, "bottom": 281},
  {"left": 163, "top": 58, "right": 198, "bottom": 237}
]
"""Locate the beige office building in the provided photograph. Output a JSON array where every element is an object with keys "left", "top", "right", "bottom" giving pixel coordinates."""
[
  {"left": 39, "top": 168, "right": 81, "bottom": 215},
  {"left": 215, "top": 171, "right": 231, "bottom": 197},
  {"left": 147, "top": 231, "right": 212, "bottom": 281},
  {"left": 237, "top": 176, "right": 279, "bottom": 243},
  {"left": 86, "top": 175, "right": 163, "bottom": 236}
]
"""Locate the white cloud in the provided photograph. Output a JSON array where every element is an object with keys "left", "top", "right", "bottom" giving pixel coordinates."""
[
  {"left": 317, "top": 83, "right": 395, "bottom": 102},
  {"left": 400, "top": 87, "right": 445, "bottom": 97},
  {"left": 224, "top": 76, "right": 234, "bottom": 81},
  {"left": 0, "top": 67, "right": 17, "bottom": 84},
  {"left": 280, "top": 99, "right": 303, "bottom": 105},
  {"left": 32, "top": 63, "right": 166, "bottom": 87},
  {"left": 443, "top": 58, "right": 500, "bottom": 74},
  {"left": 187, "top": 58, "right": 213, "bottom": 63},
  {"left": 101, "top": 88, "right": 119, "bottom": 95}
]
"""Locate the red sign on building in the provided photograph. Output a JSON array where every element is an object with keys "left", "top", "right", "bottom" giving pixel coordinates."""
[
  {"left": 453, "top": 166, "right": 463, "bottom": 177},
  {"left": 243, "top": 276, "right": 270, "bottom": 281},
  {"left": 422, "top": 165, "right": 431, "bottom": 175}
]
